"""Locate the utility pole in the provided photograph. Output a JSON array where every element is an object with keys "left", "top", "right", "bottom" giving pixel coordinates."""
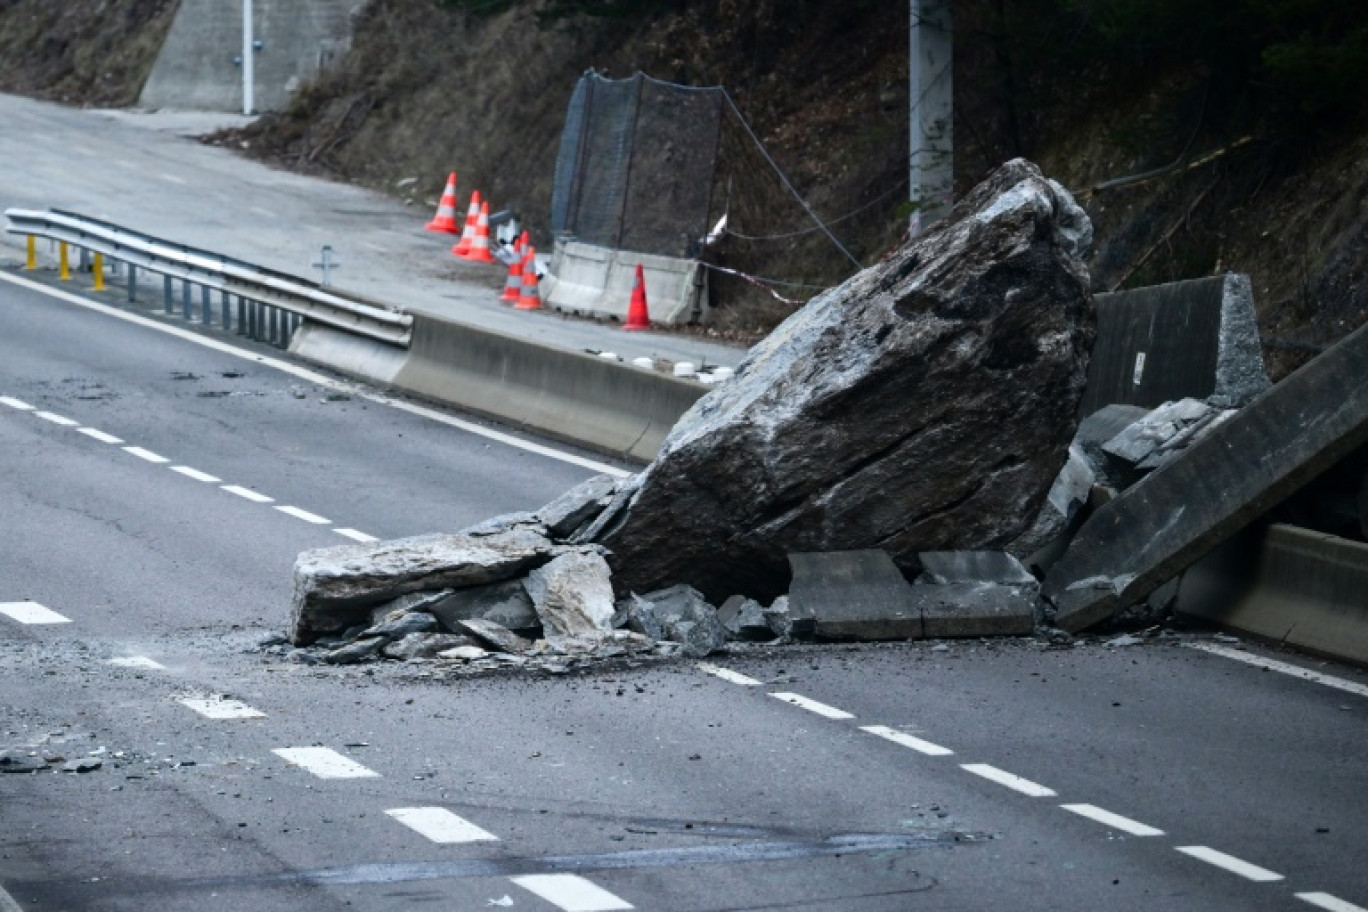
[
  {"left": 242, "top": 0, "right": 255, "bottom": 116},
  {"left": 909, "top": 0, "right": 953, "bottom": 235}
]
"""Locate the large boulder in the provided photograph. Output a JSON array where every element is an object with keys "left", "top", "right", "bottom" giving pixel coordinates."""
[{"left": 593, "top": 159, "right": 1095, "bottom": 602}]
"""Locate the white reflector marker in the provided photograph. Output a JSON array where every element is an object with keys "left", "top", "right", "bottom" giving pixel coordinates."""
[
  {"left": 334, "top": 528, "right": 379, "bottom": 543},
  {"left": 78, "top": 427, "right": 124, "bottom": 444},
  {"left": 222, "top": 485, "right": 274, "bottom": 503},
  {"left": 510, "top": 874, "right": 634, "bottom": 911},
  {"left": 697, "top": 663, "right": 762, "bottom": 687},
  {"left": 0, "top": 396, "right": 34, "bottom": 410},
  {"left": 34, "top": 411, "right": 78, "bottom": 426},
  {"left": 961, "top": 763, "right": 1056, "bottom": 797},
  {"left": 386, "top": 807, "right": 498, "bottom": 844},
  {"left": 109, "top": 656, "right": 165, "bottom": 670},
  {"left": 276, "top": 505, "right": 330, "bottom": 525},
  {"left": 1297, "top": 892, "right": 1368, "bottom": 912},
  {"left": 1060, "top": 803, "right": 1164, "bottom": 836},
  {"left": 1175, "top": 846, "right": 1283, "bottom": 882},
  {"left": 180, "top": 697, "right": 266, "bottom": 720},
  {"left": 0, "top": 602, "right": 72, "bottom": 625},
  {"left": 123, "top": 446, "right": 169, "bottom": 464},
  {"left": 273, "top": 747, "right": 378, "bottom": 780},
  {"left": 171, "top": 466, "right": 222, "bottom": 483},
  {"left": 861, "top": 725, "right": 954, "bottom": 756},
  {"left": 769, "top": 692, "right": 855, "bottom": 720}
]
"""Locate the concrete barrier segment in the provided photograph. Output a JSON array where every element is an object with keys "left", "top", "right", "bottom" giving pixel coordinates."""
[
  {"left": 542, "top": 239, "right": 708, "bottom": 325},
  {"left": 1044, "top": 316, "right": 1368, "bottom": 632}
]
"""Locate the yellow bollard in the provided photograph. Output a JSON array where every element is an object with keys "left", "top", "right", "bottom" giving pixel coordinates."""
[
  {"left": 25, "top": 235, "right": 36, "bottom": 270},
  {"left": 58, "top": 243, "right": 71, "bottom": 281},
  {"left": 92, "top": 253, "right": 106, "bottom": 292}
]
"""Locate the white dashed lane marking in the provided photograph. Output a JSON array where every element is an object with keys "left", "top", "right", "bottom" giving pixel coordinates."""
[
  {"left": 171, "top": 465, "right": 222, "bottom": 483},
  {"left": 221, "top": 484, "right": 274, "bottom": 504},
  {"left": 1188, "top": 643, "right": 1368, "bottom": 699},
  {"left": 123, "top": 446, "right": 169, "bottom": 464},
  {"left": 1298, "top": 892, "right": 1368, "bottom": 912},
  {"left": 860, "top": 724, "right": 954, "bottom": 757},
  {"left": 0, "top": 882, "right": 25, "bottom": 912},
  {"left": 276, "top": 505, "right": 330, "bottom": 525},
  {"left": 0, "top": 602, "right": 72, "bottom": 625},
  {"left": 769, "top": 692, "right": 855, "bottom": 720},
  {"left": 159, "top": 173, "right": 187, "bottom": 185},
  {"left": 697, "top": 663, "right": 762, "bottom": 686},
  {"left": 34, "top": 411, "right": 78, "bottom": 426},
  {"left": 1174, "top": 846, "right": 1283, "bottom": 882},
  {"left": 108, "top": 656, "right": 165, "bottom": 670},
  {"left": 0, "top": 396, "right": 34, "bottom": 410},
  {"left": 179, "top": 697, "right": 266, "bottom": 720},
  {"left": 1060, "top": 803, "right": 1164, "bottom": 837},
  {"left": 334, "top": 528, "right": 379, "bottom": 543},
  {"left": 960, "top": 763, "right": 1057, "bottom": 797},
  {"left": 385, "top": 808, "right": 499, "bottom": 844},
  {"left": 78, "top": 427, "right": 124, "bottom": 444},
  {"left": 273, "top": 747, "right": 379, "bottom": 780},
  {"left": 510, "top": 874, "right": 634, "bottom": 912}
]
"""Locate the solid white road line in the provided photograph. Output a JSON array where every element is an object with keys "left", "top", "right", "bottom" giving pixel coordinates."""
[
  {"left": 34, "top": 410, "right": 78, "bottom": 426},
  {"left": 697, "top": 663, "right": 762, "bottom": 687},
  {"left": 510, "top": 874, "right": 634, "bottom": 912},
  {"left": 222, "top": 484, "right": 274, "bottom": 503},
  {"left": 78, "top": 427, "right": 124, "bottom": 444},
  {"left": 123, "top": 446, "right": 169, "bottom": 464},
  {"left": 160, "top": 173, "right": 187, "bottom": 185},
  {"left": 1297, "top": 892, "right": 1368, "bottom": 912},
  {"left": 1187, "top": 642, "right": 1368, "bottom": 699},
  {"left": 860, "top": 724, "right": 954, "bottom": 756},
  {"left": 273, "top": 747, "right": 379, "bottom": 780},
  {"left": 179, "top": 697, "right": 266, "bottom": 720},
  {"left": 0, "top": 883, "right": 25, "bottom": 912},
  {"left": 171, "top": 465, "right": 222, "bottom": 483},
  {"left": 108, "top": 656, "right": 166, "bottom": 670},
  {"left": 276, "top": 505, "right": 330, "bottom": 524},
  {"left": 0, "top": 602, "right": 72, "bottom": 625},
  {"left": 334, "top": 528, "right": 379, "bottom": 543},
  {"left": 0, "top": 270, "right": 629, "bottom": 477},
  {"left": 960, "top": 763, "right": 1057, "bottom": 797},
  {"left": 0, "top": 396, "right": 34, "bottom": 410},
  {"left": 385, "top": 807, "right": 499, "bottom": 844},
  {"left": 1174, "top": 846, "right": 1284, "bottom": 882},
  {"left": 250, "top": 206, "right": 279, "bottom": 219},
  {"left": 769, "top": 692, "right": 855, "bottom": 720},
  {"left": 1060, "top": 803, "right": 1164, "bottom": 836}
]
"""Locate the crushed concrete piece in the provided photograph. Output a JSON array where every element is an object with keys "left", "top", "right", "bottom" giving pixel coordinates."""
[
  {"left": 536, "top": 474, "right": 619, "bottom": 539},
  {"left": 919, "top": 551, "right": 1037, "bottom": 587},
  {"left": 718, "top": 595, "right": 772, "bottom": 640},
  {"left": 1075, "top": 405, "right": 1151, "bottom": 486},
  {"left": 362, "top": 609, "right": 438, "bottom": 640},
  {"left": 786, "top": 551, "right": 922, "bottom": 640},
  {"left": 291, "top": 525, "right": 558, "bottom": 645},
  {"left": 524, "top": 549, "right": 616, "bottom": 637},
  {"left": 382, "top": 632, "right": 474, "bottom": 661},
  {"left": 762, "top": 595, "right": 812, "bottom": 639},
  {"left": 438, "top": 645, "right": 490, "bottom": 661},
  {"left": 323, "top": 636, "right": 386, "bottom": 664},
  {"left": 1044, "top": 313, "right": 1368, "bottom": 631},
  {"left": 915, "top": 582, "right": 1038, "bottom": 637},
  {"left": 638, "top": 584, "right": 728, "bottom": 653},
  {"left": 592, "top": 160, "right": 1094, "bottom": 602},
  {"left": 455, "top": 618, "right": 533, "bottom": 654},
  {"left": 427, "top": 579, "right": 540, "bottom": 633}
]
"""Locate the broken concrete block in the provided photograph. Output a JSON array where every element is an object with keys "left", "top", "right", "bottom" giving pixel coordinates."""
[
  {"left": 918, "top": 551, "right": 1037, "bottom": 587},
  {"left": 455, "top": 618, "right": 533, "bottom": 655},
  {"left": 914, "top": 582, "right": 1038, "bottom": 637},
  {"left": 788, "top": 551, "right": 922, "bottom": 640},
  {"left": 381, "top": 632, "right": 476, "bottom": 661},
  {"left": 427, "top": 579, "right": 540, "bottom": 633},
  {"left": 523, "top": 549, "right": 616, "bottom": 637},
  {"left": 761, "top": 596, "right": 805, "bottom": 639},
  {"left": 1009, "top": 445, "right": 1096, "bottom": 563},
  {"left": 536, "top": 474, "right": 619, "bottom": 539},
  {"left": 593, "top": 160, "right": 1094, "bottom": 603},
  {"left": 290, "top": 525, "right": 558, "bottom": 645},
  {"left": 639, "top": 584, "right": 729, "bottom": 654},
  {"left": 1044, "top": 313, "right": 1368, "bottom": 632},
  {"left": 718, "top": 595, "right": 772, "bottom": 640}
]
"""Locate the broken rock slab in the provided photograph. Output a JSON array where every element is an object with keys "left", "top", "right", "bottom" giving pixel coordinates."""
[
  {"left": 454, "top": 618, "right": 533, "bottom": 655},
  {"left": 524, "top": 549, "right": 616, "bottom": 637},
  {"left": 427, "top": 579, "right": 541, "bottom": 633},
  {"left": 290, "top": 520, "right": 558, "bottom": 645},
  {"left": 382, "top": 632, "right": 476, "bottom": 661},
  {"left": 717, "top": 595, "right": 773, "bottom": 641},
  {"left": 535, "top": 474, "right": 618, "bottom": 539},
  {"left": 591, "top": 159, "right": 1095, "bottom": 603},
  {"left": 789, "top": 550, "right": 923, "bottom": 640},
  {"left": 1044, "top": 314, "right": 1368, "bottom": 632},
  {"left": 635, "top": 584, "right": 728, "bottom": 657}
]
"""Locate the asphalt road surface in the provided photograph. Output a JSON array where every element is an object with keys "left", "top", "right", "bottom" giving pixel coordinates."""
[{"left": 3, "top": 271, "right": 1368, "bottom": 912}]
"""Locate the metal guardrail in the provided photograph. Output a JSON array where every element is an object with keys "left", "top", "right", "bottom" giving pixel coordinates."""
[{"left": 4, "top": 208, "right": 413, "bottom": 348}]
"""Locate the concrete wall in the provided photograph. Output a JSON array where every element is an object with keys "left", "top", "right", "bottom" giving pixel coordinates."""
[
  {"left": 541, "top": 239, "right": 709, "bottom": 326},
  {"left": 140, "top": 0, "right": 359, "bottom": 113}
]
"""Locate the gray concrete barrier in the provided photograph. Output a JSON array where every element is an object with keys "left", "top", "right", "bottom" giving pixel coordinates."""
[
  {"left": 541, "top": 239, "right": 708, "bottom": 325},
  {"left": 389, "top": 312, "right": 705, "bottom": 462}
]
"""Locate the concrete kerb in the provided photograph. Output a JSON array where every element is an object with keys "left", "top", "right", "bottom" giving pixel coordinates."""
[{"left": 541, "top": 239, "right": 708, "bottom": 325}]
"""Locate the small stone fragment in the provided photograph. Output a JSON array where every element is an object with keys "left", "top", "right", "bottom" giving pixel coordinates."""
[
  {"left": 381, "top": 632, "right": 475, "bottom": 661},
  {"left": 323, "top": 636, "right": 387, "bottom": 665},
  {"left": 1105, "top": 634, "right": 1143, "bottom": 648},
  {"left": 438, "top": 645, "right": 490, "bottom": 661},
  {"left": 0, "top": 751, "right": 46, "bottom": 773},
  {"left": 362, "top": 609, "right": 438, "bottom": 640},
  {"left": 456, "top": 618, "right": 533, "bottom": 654},
  {"left": 61, "top": 758, "right": 102, "bottom": 773}
]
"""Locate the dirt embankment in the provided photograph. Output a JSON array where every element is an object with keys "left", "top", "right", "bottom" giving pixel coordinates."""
[{"left": 2, "top": 0, "right": 1367, "bottom": 374}]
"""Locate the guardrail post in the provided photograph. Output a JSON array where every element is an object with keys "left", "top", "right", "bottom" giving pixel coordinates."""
[
  {"left": 201, "top": 286, "right": 212, "bottom": 325},
  {"left": 128, "top": 264, "right": 137, "bottom": 303},
  {"left": 92, "top": 253, "right": 105, "bottom": 292},
  {"left": 163, "top": 275, "right": 173, "bottom": 313},
  {"left": 268, "top": 306, "right": 279, "bottom": 346},
  {"left": 221, "top": 291, "right": 232, "bottom": 331},
  {"left": 25, "top": 235, "right": 35, "bottom": 270},
  {"left": 182, "top": 280, "right": 192, "bottom": 320},
  {"left": 236, "top": 296, "right": 246, "bottom": 335},
  {"left": 58, "top": 243, "right": 70, "bottom": 281},
  {"left": 247, "top": 299, "right": 257, "bottom": 339}
]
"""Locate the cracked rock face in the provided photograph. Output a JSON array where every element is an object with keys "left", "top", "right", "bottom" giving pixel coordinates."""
[{"left": 593, "top": 159, "right": 1095, "bottom": 602}]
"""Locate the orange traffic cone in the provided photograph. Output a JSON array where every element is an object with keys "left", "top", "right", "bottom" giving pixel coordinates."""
[
  {"left": 623, "top": 264, "right": 650, "bottom": 330},
  {"left": 500, "top": 248, "right": 524, "bottom": 301},
  {"left": 425, "top": 172, "right": 460, "bottom": 233},
  {"left": 451, "top": 190, "right": 481, "bottom": 257},
  {"left": 515, "top": 247, "right": 542, "bottom": 310},
  {"left": 516, "top": 230, "right": 530, "bottom": 254},
  {"left": 462, "top": 202, "right": 494, "bottom": 263}
]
